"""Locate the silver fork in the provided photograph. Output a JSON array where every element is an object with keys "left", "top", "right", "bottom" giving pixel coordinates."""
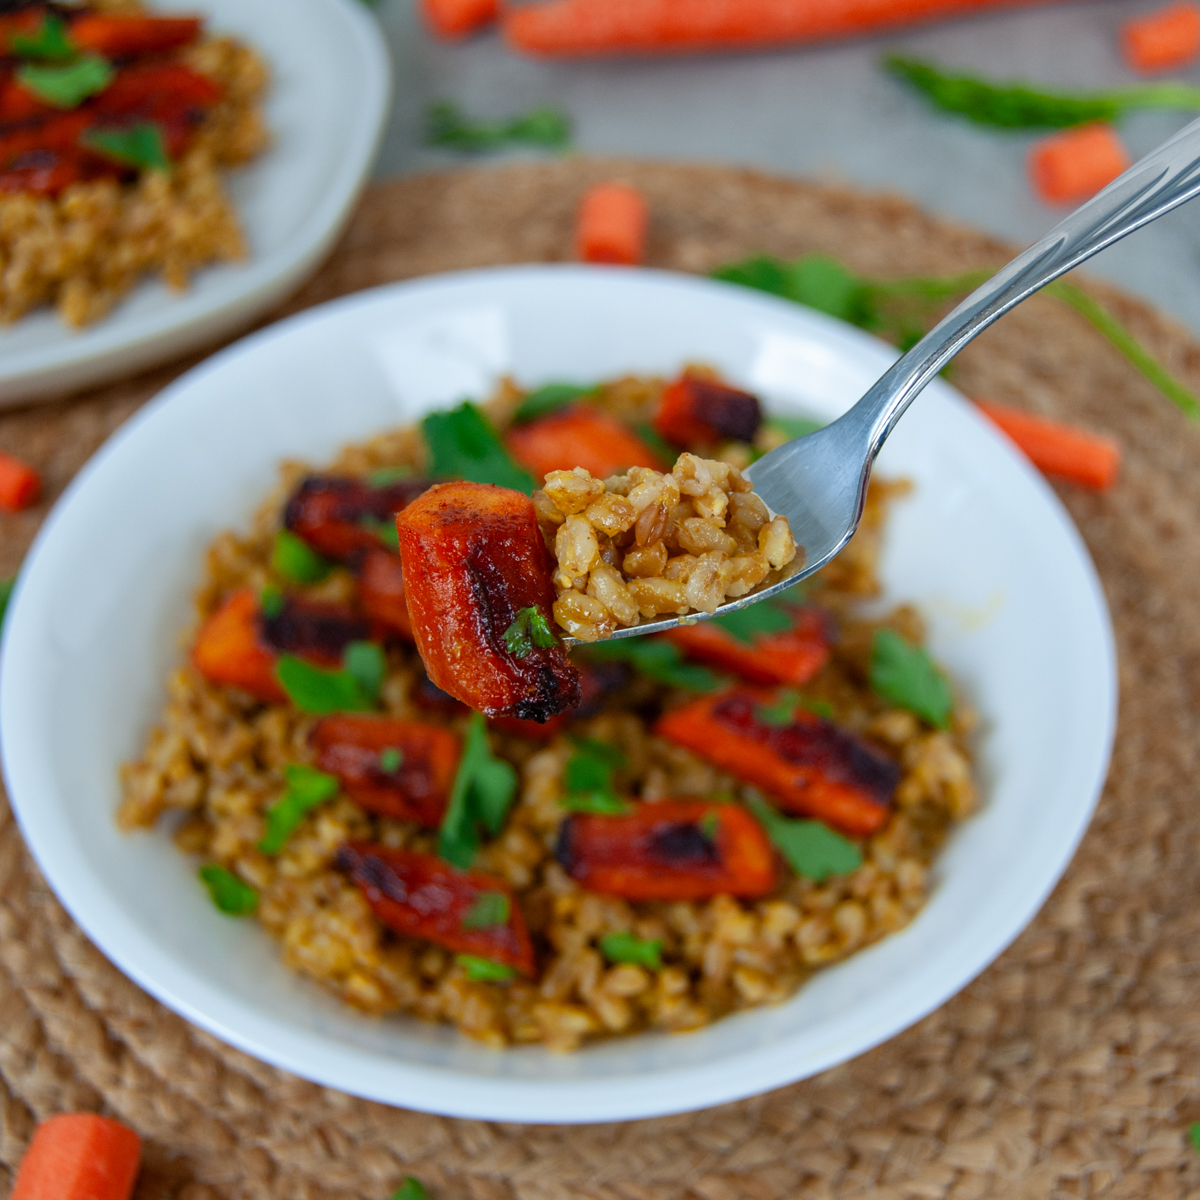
[{"left": 578, "top": 113, "right": 1200, "bottom": 645}]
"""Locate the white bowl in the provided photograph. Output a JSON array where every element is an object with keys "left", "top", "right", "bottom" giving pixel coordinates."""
[
  {"left": 0, "top": 266, "right": 1116, "bottom": 1123},
  {"left": 0, "top": 0, "right": 390, "bottom": 407}
]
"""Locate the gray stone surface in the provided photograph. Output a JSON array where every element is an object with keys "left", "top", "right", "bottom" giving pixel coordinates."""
[{"left": 367, "top": 0, "right": 1200, "bottom": 333}]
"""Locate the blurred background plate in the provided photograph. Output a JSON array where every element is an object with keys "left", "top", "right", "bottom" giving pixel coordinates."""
[{"left": 0, "top": 0, "right": 390, "bottom": 408}]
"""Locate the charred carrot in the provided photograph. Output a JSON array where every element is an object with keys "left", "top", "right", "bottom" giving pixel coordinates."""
[
  {"left": 665, "top": 607, "right": 831, "bottom": 686},
  {"left": 69, "top": 14, "right": 203, "bottom": 57},
  {"left": 1029, "top": 123, "right": 1130, "bottom": 205},
  {"left": 1122, "top": 2, "right": 1200, "bottom": 72},
  {"left": 975, "top": 399, "right": 1120, "bottom": 490},
  {"left": 396, "top": 481, "right": 581, "bottom": 721},
  {"left": 11, "top": 1113, "right": 142, "bottom": 1200},
  {"left": 0, "top": 449, "right": 41, "bottom": 511},
  {"left": 421, "top": 0, "right": 499, "bottom": 38},
  {"left": 556, "top": 799, "right": 776, "bottom": 900},
  {"left": 506, "top": 404, "right": 665, "bottom": 481},
  {"left": 0, "top": 151, "right": 89, "bottom": 196},
  {"left": 93, "top": 63, "right": 222, "bottom": 117},
  {"left": 338, "top": 840, "right": 535, "bottom": 974},
  {"left": 358, "top": 547, "right": 414, "bottom": 640},
  {"left": 506, "top": 0, "right": 1063, "bottom": 57},
  {"left": 656, "top": 690, "right": 898, "bottom": 837},
  {"left": 576, "top": 181, "right": 648, "bottom": 265},
  {"left": 654, "top": 374, "right": 762, "bottom": 447},
  {"left": 313, "top": 714, "right": 459, "bottom": 826}
]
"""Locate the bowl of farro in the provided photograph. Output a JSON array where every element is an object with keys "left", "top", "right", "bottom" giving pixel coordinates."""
[
  {"left": 0, "top": 0, "right": 389, "bottom": 407},
  {"left": 0, "top": 266, "right": 1116, "bottom": 1122}
]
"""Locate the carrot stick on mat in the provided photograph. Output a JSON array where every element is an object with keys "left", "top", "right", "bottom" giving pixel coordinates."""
[
  {"left": 1028, "top": 123, "right": 1130, "bottom": 205},
  {"left": 975, "top": 400, "right": 1120, "bottom": 491},
  {"left": 506, "top": 0, "right": 1062, "bottom": 57},
  {"left": 1122, "top": 2, "right": 1200, "bottom": 72},
  {"left": 12, "top": 1113, "right": 142, "bottom": 1200},
  {"left": 0, "top": 449, "right": 41, "bottom": 512},
  {"left": 421, "top": 0, "right": 499, "bottom": 39},
  {"left": 576, "top": 182, "right": 648, "bottom": 265}
]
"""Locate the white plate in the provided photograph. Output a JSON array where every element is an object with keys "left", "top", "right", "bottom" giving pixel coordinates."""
[
  {"left": 0, "top": 0, "right": 390, "bottom": 407},
  {"left": 0, "top": 266, "right": 1116, "bottom": 1123}
]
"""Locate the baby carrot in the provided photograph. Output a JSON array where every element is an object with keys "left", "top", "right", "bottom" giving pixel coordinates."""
[
  {"left": 576, "top": 182, "right": 648, "bottom": 266},
  {"left": 1122, "top": 2, "right": 1200, "bottom": 72},
  {"left": 421, "top": 0, "right": 499, "bottom": 39},
  {"left": 1028, "top": 123, "right": 1130, "bottom": 205},
  {"left": 12, "top": 1113, "right": 142, "bottom": 1200},
  {"left": 975, "top": 399, "right": 1120, "bottom": 490},
  {"left": 0, "top": 449, "right": 41, "bottom": 511}
]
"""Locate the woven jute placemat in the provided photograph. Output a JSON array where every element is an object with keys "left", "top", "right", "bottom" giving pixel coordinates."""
[{"left": 2, "top": 159, "right": 1200, "bottom": 1200}]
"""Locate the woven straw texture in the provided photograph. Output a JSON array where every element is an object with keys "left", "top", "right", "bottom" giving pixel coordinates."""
[{"left": 2, "top": 160, "right": 1200, "bottom": 1200}]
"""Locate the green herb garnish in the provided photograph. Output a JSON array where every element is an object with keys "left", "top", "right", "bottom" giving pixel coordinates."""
[
  {"left": 456, "top": 954, "right": 518, "bottom": 982},
  {"left": 11, "top": 14, "right": 76, "bottom": 60},
  {"left": 199, "top": 864, "right": 259, "bottom": 915},
  {"left": 512, "top": 382, "right": 596, "bottom": 424},
  {"left": 1189, "top": 1123, "right": 1200, "bottom": 1156},
  {"left": 885, "top": 54, "right": 1200, "bottom": 130},
  {"left": 81, "top": 122, "right": 170, "bottom": 173},
  {"left": 358, "top": 514, "right": 400, "bottom": 550},
  {"left": 599, "top": 932, "right": 663, "bottom": 970},
  {"left": 421, "top": 402, "right": 535, "bottom": 493},
  {"left": 502, "top": 606, "right": 559, "bottom": 657},
  {"left": 427, "top": 101, "right": 572, "bottom": 153},
  {"left": 275, "top": 655, "right": 377, "bottom": 715},
  {"left": 379, "top": 747, "right": 403, "bottom": 773},
  {"left": 699, "top": 811, "right": 720, "bottom": 840},
  {"left": 259, "top": 764, "right": 340, "bottom": 855},
  {"left": 18, "top": 55, "right": 112, "bottom": 108},
  {"left": 755, "top": 689, "right": 834, "bottom": 726},
  {"left": 710, "top": 595, "right": 795, "bottom": 644},
  {"left": 367, "top": 464, "right": 413, "bottom": 487},
  {"left": 461, "top": 891, "right": 511, "bottom": 929},
  {"left": 765, "top": 416, "right": 825, "bottom": 441},
  {"left": 438, "top": 712, "right": 518, "bottom": 868},
  {"left": 746, "top": 795, "right": 862, "bottom": 882},
  {"left": 271, "top": 529, "right": 333, "bottom": 585},
  {"left": 260, "top": 585, "right": 285, "bottom": 618},
  {"left": 869, "top": 629, "right": 952, "bottom": 729},
  {"left": 633, "top": 421, "right": 677, "bottom": 463},
  {"left": 0, "top": 577, "right": 14, "bottom": 635},
  {"left": 560, "top": 737, "right": 630, "bottom": 814},
  {"left": 390, "top": 1179, "right": 429, "bottom": 1200},
  {"left": 582, "top": 636, "right": 724, "bottom": 691},
  {"left": 343, "top": 640, "right": 386, "bottom": 702}
]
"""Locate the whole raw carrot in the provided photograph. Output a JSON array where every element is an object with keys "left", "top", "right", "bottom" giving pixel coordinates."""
[
  {"left": 1122, "top": 2, "right": 1200, "bottom": 72},
  {"left": 975, "top": 399, "right": 1120, "bottom": 490},
  {"left": 0, "top": 449, "right": 41, "bottom": 511},
  {"left": 576, "top": 182, "right": 648, "bottom": 265},
  {"left": 1028, "top": 123, "right": 1129, "bottom": 205},
  {"left": 421, "top": 0, "right": 499, "bottom": 38},
  {"left": 506, "top": 0, "right": 1062, "bottom": 57},
  {"left": 12, "top": 1113, "right": 142, "bottom": 1200}
]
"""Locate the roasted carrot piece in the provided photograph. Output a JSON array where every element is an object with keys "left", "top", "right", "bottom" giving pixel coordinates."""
[
  {"left": 284, "top": 474, "right": 429, "bottom": 566},
  {"left": 0, "top": 10, "right": 46, "bottom": 53},
  {"left": 654, "top": 374, "right": 763, "bottom": 447},
  {"left": 1122, "top": 2, "right": 1200, "bottom": 72},
  {"left": 0, "top": 75, "right": 54, "bottom": 125},
  {"left": 0, "top": 112, "right": 92, "bottom": 167},
  {"left": 506, "top": 404, "right": 665, "bottom": 482},
  {"left": 490, "top": 658, "right": 628, "bottom": 739},
  {"left": 338, "top": 840, "right": 535, "bottom": 974},
  {"left": 1029, "top": 123, "right": 1130, "bottom": 205},
  {"left": 93, "top": 63, "right": 223, "bottom": 117},
  {"left": 556, "top": 799, "right": 776, "bottom": 900},
  {"left": 665, "top": 607, "right": 831, "bottom": 686},
  {"left": 358, "top": 547, "right": 414, "bottom": 640},
  {"left": 11, "top": 1113, "right": 142, "bottom": 1200},
  {"left": 576, "top": 181, "right": 648, "bottom": 265},
  {"left": 0, "top": 151, "right": 91, "bottom": 196},
  {"left": 313, "top": 714, "right": 459, "bottom": 826},
  {"left": 421, "top": 0, "right": 499, "bottom": 38},
  {"left": 69, "top": 14, "right": 203, "bottom": 57},
  {"left": 395, "top": 481, "right": 582, "bottom": 721},
  {"left": 975, "top": 399, "right": 1120, "bottom": 491},
  {"left": 656, "top": 690, "right": 898, "bottom": 837},
  {"left": 0, "top": 449, "right": 41, "bottom": 511}
]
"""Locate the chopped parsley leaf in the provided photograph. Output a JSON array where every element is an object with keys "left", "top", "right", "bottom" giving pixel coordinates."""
[
  {"left": 512, "top": 382, "right": 596, "bottom": 424},
  {"left": 710, "top": 595, "right": 796, "bottom": 644},
  {"left": 582, "top": 636, "right": 724, "bottom": 692},
  {"left": 461, "top": 891, "right": 511, "bottom": 929},
  {"left": 599, "top": 932, "right": 663, "bottom": 970},
  {"left": 503, "top": 606, "right": 559, "bottom": 657},
  {"left": 0, "top": 577, "right": 14, "bottom": 634},
  {"left": 272, "top": 529, "right": 332, "bottom": 585},
  {"left": 427, "top": 100, "right": 572, "bottom": 153},
  {"left": 560, "top": 736, "right": 630, "bottom": 815},
  {"left": 260, "top": 585, "right": 285, "bottom": 619},
  {"left": 766, "top": 416, "right": 825, "bottom": 441},
  {"left": 421, "top": 402, "right": 534, "bottom": 493},
  {"left": 390, "top": 1179, "right": 429, "bottom": 1200},
  {"left": 199, "top": 864, "right": 259, "bottom": 915},
  {"left": 378, "top": 747, "right": 403, "bottom": 773},
  {"left": 18, "top": 55, "right": 112, "bottom": 108},
  {"left": 439, "top": 713, "right": 518, "bottom": 868},
  {"left": 358, "top": 513, "right": 400, "bottom": 549},
  {"left": 343, "top": 640, "right": 386, "bottom": 703},
  {"left": 275, "top": 655, "right": 377, "bottom": 715},
  {"left": 259, "top": 764, "right": 340, "bottom": 855},
  {"left": 699, "top": 811, "right": 720, "bottom": 841},
  {"left": 10, "top": 14, "right": 75, "bottom": 60},
  {"left": 869, "top": 628, "right": 952, "bottom": 729},
  {"left": 746, "top": 794, "right": 862, "bottom": 882},
  {"left": 81, "top": 122, "right": 170, "bottom": 173},
  {"left": 1189, "top": 1123, "right": 1200, "bottom": 1156},
  {"left": 367, "top": 464, "right": 413, "bottom": 487},
  {"left": 456, "top": 954, "right": 518, "bottom": 982},
  {"left": 756, "top": 689, "right": 832, "bottom": 726}
]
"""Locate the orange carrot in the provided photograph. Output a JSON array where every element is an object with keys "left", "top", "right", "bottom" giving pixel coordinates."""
[
  {"left": 506, "top": 404, "right": 665, "bottom": 480},
  {"left": 975, "top": 399, "right": 1120, "bottom": 490},
  {"left": 1028, "top": 124, "right": 1130, "bottom": 205},
  {"left": 576, "top": 182, "right": 648, "bottom": 265},
  {"left": 0, "top": 450, "right": 41, "bottom": 512},
  {"left": 12, "top": 1113, "right": 142, "bottom": 1200},
  {"left": 421, "top": 0, "right": 499, "bottom": 38},
  {"left": 506, "top": 0, "right": 1062, "bottom": 57},
  {"left": 665, "top": 607, "right": 832, "bottom": 686},
  {"left": 1122, "top": 2, "right": 1200, "bottom": 72}
]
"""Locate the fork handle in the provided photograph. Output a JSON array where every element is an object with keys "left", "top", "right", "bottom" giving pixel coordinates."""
[{"left": 849, "top": 114, "right": 1200, "bottom": 455}]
